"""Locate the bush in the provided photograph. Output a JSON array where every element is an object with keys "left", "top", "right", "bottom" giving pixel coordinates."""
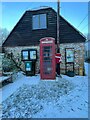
[
  {"left": 3, "top": 66, "right": 11, "bottom": 72},
  {"left": 2, "top": 54, "right": 18, "bottom": 72}
]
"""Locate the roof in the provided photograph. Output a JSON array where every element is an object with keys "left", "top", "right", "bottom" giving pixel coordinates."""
[{"left": 3, "top": 7, "right": 86, "bottom": 47}]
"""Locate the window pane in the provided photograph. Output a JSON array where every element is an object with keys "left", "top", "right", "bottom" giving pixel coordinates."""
[
  {"left": 66, "top": 49, "right": 74, "bottom": 63},
  {"left": 22, "top": 51, "right": 28, "bottom": 60},
  {"left": 30, "top": 51, "right": 36, "bottom": 60},
  {"left": 40, "top": 14, "right": 47, "bottom": 29},
  {"left": 32, "top": 14, "right": 47, "bottom": 30},
  {"left": 32, "top": 15, "right": 39, "bottom": 29}
]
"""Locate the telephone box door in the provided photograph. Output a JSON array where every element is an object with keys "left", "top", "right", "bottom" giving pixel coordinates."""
[{"left": 40, "top": 37, "right": 56, "bottom": 79}]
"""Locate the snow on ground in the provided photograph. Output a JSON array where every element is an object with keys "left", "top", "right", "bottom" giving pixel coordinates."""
[
  {"left": 0, "top": 76, "right": 10, "bottom": 83},
  {"left": 1, "top": 72, "right": 40, "bottom": 103},
  {"left": 2, "top": 78, "right": 75, "bottom": 118},
  {"left": 0, "top": 62, "right": 89, "bottom": 118}
]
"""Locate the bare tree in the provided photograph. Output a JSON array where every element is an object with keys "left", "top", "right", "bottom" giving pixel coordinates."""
[{"left": 0, "top": 27, "right": 9, "bottom": 46}]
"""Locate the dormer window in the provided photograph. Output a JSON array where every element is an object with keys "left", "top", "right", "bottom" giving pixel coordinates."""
[{"left": 32, "top": 14, "right": 47, "bottom": 30}]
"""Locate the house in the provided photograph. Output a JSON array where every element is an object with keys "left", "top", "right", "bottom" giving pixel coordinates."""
[{"left": 2, "top": 7, "right": 86, "bottom": 75}]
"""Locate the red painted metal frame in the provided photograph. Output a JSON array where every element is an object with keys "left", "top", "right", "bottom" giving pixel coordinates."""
[
  {"left": 55, "top": 53, "right": 62, "bottom": 63},
  {"left": 40, "top": 37, "right": 56, "bottom": 80}
]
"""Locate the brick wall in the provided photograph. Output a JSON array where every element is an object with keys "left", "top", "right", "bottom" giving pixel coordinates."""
[{"left": 4, "top": 42, "right": 85, "bottom": 75}]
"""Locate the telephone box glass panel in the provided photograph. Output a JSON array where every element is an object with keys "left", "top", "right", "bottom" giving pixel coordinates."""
[{"left": 43, "top": 46, "right": 52, "bottom": 74}]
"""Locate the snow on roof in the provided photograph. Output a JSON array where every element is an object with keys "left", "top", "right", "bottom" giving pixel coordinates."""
[{"left": 28, "top": 6, "right": 51, "bottom": 11}]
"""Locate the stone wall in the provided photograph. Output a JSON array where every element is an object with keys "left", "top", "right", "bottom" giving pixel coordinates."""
[
  {"left": 4, "top": 42, "right": 85, "bottom": 75},
  {"left": 60, "top": 43, "right": 85, "bottom": 75},
  {"left": 4, "top": 46, "right": 40, "bottom": 74}
]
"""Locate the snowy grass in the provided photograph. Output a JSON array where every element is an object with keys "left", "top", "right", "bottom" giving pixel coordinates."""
[
  {"left": 1, "top": 62, "right": 89, "bottom": 118},
  {"left": 2, "top": 78, "right": 75, "bottom": 118}
]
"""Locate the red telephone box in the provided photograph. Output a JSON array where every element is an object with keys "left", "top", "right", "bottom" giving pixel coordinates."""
[{"left": 40, "top": 37, "right": 56, "bottom": 79}]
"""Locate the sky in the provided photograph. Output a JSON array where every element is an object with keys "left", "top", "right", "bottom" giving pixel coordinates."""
[{"left": 0, "top": 2, "right": 88, "bottom": 37}]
